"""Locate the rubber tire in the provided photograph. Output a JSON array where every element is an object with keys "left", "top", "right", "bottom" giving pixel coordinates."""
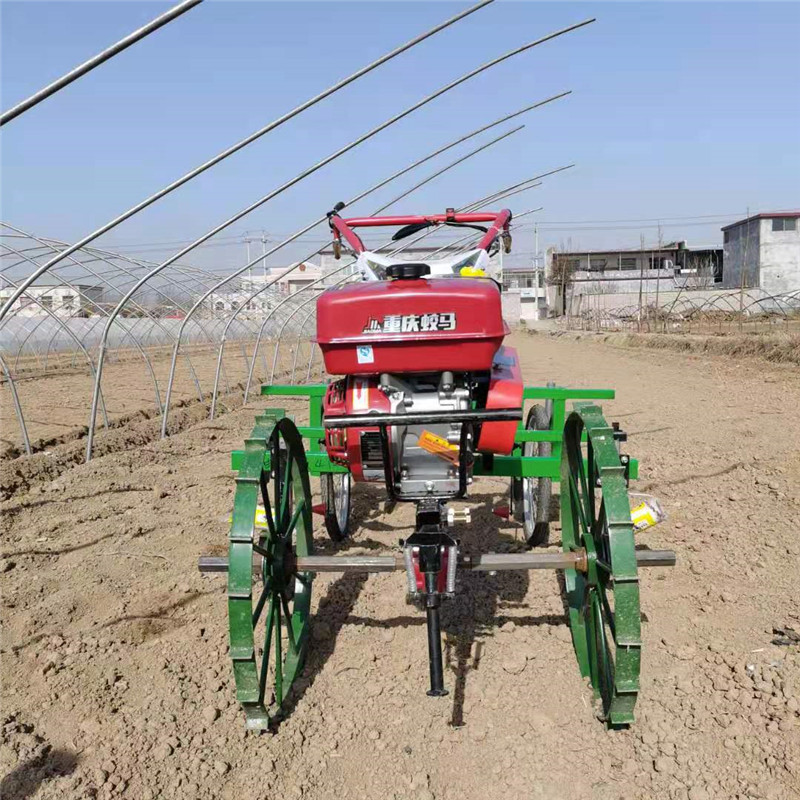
[
  {"left": 511, "top": 404, "right": 552, "bottom": 547},
  {"left": 321, "top": 472, "right": 351, "bottom": 542}
]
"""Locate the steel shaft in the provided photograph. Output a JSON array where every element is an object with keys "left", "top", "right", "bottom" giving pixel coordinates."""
[{"left": 197, "top": 548, "right": 676, "bottom": 574}]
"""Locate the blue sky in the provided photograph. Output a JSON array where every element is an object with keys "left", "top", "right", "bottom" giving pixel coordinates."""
[{"left": 1, "top": 1, "right": 798, "bottom": 271}]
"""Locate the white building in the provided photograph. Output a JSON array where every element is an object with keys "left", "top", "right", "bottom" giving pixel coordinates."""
[
  {"left": 0, "top": 283, "right": 103, "bottom": 317},
  {"left": 206, "top": 263, "right": 326, "bottom": 315},
  {"left": 721, "top": 212, "right": 800, "bottom": 294},
  {"left": 502, "top": 266, "right": 547, "bottom": 321},
  {"left": 268, "top": 262, "right": 324, "bottom": 295}
]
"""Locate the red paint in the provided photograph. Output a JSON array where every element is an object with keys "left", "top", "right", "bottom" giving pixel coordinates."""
[
  {"left": 410, "top": 547, "right": 450, "bottom": 593},
  {"left": 328, "top": 209, "right": 512, "bottom": 255},
  {"left": 476, "top": 346, "right": 523, "bottom": 456},
  {"left": 322, "top": 376, "right": 391, "bottom": 483},
  {"left": 492, "top": 505, "right": 510, "bottom": 520},
  {"left": 328, "top": 214, "right": 366, "bottom": 255},
  {"left": 476, "top": 208, "right": 512, "bottom": 252},
  {"left": 316, "top": 277, "right": 508, "bottom": 375}
]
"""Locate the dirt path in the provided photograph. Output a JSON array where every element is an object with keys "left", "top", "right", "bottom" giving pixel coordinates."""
[{"left": 1, "top": 332, "right": 799, "bottom": 800}]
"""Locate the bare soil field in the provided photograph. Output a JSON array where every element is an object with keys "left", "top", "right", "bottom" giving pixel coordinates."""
[
  {"left": 0, "top": 339, "right": 320, "bottom": 459},
  {"left": 1, "top": 331, "right": 799, "bottom": 800}
]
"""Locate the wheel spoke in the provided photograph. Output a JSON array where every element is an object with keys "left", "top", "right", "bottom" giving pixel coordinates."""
[
  {"left": 597, "top": 579, "right": 617, "bottom": 640},
  {"left": 568, "top": 472, "right": 591, "bottom": 539},
  {"left": 259, "top": 469, "right": 276, "bottom": 539},
  {"left": 284, "top": 497, "right": 305, "bottom": 540},
  {"left": 592, "top": 590, "right": 614, "bottom": 711},
  {"left": 279, "top": 453, "right": 294, "bottom": 529},
  {"left": 252, "top": 581, "right": 271, "bottom": 626},
  {"left": 281, "top": 595, "right": 297, "bottom": 655},
  {"left": 274, "top": 598, "right": 283, "bottom": 706},
  {"left": 258, "top": 596, "right": 276, "bottom": 704},
  {"left": 253, "top": 542, "right": 270, "bottom": 559}
]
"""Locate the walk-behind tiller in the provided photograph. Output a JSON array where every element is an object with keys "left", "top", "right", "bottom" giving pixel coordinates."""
[{"left": 199, "top": 206, "right": 675, "bottom": 731}]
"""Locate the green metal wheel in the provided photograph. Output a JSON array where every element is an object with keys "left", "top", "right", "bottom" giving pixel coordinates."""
[
  {"left": 560, "top": 403, "right": 641, "bottom": 726},
  {"left": 228, "top": 413, "right": 314, "bottom": 730}
]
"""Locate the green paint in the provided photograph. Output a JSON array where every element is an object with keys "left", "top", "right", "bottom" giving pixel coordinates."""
[
  {"left": 560, "top": 404, "right": 641, "bottom": 727},
  {"left": 227, "top": 416, "right": 314, "bottom": 730}
]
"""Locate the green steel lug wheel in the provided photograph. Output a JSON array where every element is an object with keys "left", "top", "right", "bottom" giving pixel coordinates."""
[
  {"left": 560, "top": 403, "right": 641, "bottom": 727},
  {"left": 228, "top": 414, "right": 314, "bottom": 730},
  {"left": 511, "top": 403, "right": 553, "bottom": 547},
  {"left": 321, "top": 471, "right": 352, "bottom": 542}
]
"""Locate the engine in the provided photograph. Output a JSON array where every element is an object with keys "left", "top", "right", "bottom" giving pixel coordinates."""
[{"left": 317, "top": 264, "right": 523, "bottom": 501}]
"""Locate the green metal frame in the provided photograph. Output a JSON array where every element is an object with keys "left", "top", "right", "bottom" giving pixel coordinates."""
[
  {"left": 224, "top": 384, "right": 645, "bottom": 728},
  {"left": 229, "top": 383, "right": 639, "bottom": 482}
]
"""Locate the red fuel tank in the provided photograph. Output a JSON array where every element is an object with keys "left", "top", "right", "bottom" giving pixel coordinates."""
[{"left": 316, "top": 277, "right": 508, "bottom": 375}]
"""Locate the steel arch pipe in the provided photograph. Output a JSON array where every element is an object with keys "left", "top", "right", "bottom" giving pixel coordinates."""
[
  {"left": 0, "top": 351, "right": 32, "bottom": 455},
  {"left": 0, "top": 1, "right": 492, "bottom": 321},
  {"left": 207, "top": 105, "right": 551, "bottom": 416},
  {"left": 0, "top": 0, "right": 203, "bottom": 126},
  {"left": 154, "top": 19, "right": 594, "bottom": 439}
]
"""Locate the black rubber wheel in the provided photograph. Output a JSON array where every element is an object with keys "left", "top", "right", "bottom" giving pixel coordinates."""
[
  {"left": 321, "top": 472, "right": 351, "bottom": 541},
  {"left": 511, "top": 404, "right": 552, "bottom": 547}
]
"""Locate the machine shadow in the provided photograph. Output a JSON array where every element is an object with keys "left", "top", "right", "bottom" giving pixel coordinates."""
[
  {"left": 439, "top": 490, "right": 569, "bottom": 728},
  {"left": 0, "top": 747, "right": 79, "bottom": 800},
  {"left": 299, "top": 484, "right": 570, "bottom": 729}
]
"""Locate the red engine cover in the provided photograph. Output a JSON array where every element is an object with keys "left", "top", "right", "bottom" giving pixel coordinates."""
[
  {"left": 316, "top": 277, "right": 508, "bottom": 375},
  {"left": 323, "top": 376, "right": 391, "bottom": 482},
  {"left": 476, "top": 345, "right": 523, "bottom": 456}
]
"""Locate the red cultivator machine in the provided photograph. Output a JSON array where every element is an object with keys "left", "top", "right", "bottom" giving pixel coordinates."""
[{"left": 199, "top": 206, "right": 675, "bottom": 731}]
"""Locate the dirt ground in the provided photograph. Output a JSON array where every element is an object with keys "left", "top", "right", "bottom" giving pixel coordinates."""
[
  {"left": 1, "top": 331, "right": 799, "bottom": 800},
  {"left": 0, "top": 339, "right": 319, "bottom": 459}
]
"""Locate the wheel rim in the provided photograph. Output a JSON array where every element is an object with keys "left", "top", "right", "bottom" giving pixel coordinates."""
[
  {"left": 521, "top": 439, "right": 538, "bottom": 531},
  {"left": 332, "top": 472, "right": 351, "bottom": 532},
  {"left": 228, "top": 414, "right": 314, "bottom": 730},
  {"left": 560, "top": 403, "right": 641, "bottom": 726}
]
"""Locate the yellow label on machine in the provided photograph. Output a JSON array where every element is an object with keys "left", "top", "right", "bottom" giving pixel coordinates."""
[
  {"left": 254, "top": 505, "right": 270, "bottom": 529},
  {"left": 228, "top": 505, "right": 270, "bottom": 530},
  {"left": 418, "top": 430, "right": 460, "bottom": 464}
]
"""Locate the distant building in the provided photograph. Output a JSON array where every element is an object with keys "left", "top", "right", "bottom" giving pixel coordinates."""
[
  {"left": 206, "top": 263, "right": 325, "bottom": 315},
  {"left": 268, "top": 262, "right": 324, "bottom": 295},
  {"left": 501, "top": 266, "right": 547, "bottom": 321},
  {"left": 0, "top": 283, "right": 103, "bottom": 317},
  {"left": 721, "top": 212, "right": 800, "bottom": 293},
  {"left": 547, "top": 242, "right": 723, "bottom": 315}
]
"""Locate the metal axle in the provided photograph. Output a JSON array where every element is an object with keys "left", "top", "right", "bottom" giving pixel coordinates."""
[{"left": 197, "top": 548, "right": 676, "bottom": 574}]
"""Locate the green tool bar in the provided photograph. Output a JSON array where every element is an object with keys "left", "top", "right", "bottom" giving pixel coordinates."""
[
  {"left": 231, "top": 449, "right": 347, "bottom": 474},
  {"left": 515, "top": 430, "right": 564, "bottom": 443},
  {"left": 474, "top": 454, "right": 639, "bottom": 480},
  {"left": 522, "top": 387, "right": 615, "bottom": 400},
  {"left": 298, "top": 426, "right": 325, "bottom": 440},
  {"left": 230, "top": 449, "right": 638, "bottom": 480},
  {"left": 261, "top": 384, "right": 327, "bottom": 397}
]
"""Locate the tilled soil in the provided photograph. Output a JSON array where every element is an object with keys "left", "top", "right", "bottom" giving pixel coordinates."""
[
  {"left": 0, "top": 340, "right": 318, "bottom": 459},
  {"left": 1, "top": 331, "right": 799, "bottom": 800}
]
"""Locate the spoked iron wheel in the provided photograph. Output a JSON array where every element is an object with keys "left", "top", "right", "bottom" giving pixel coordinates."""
[
  {"left": 560, "top": 403, "right": 641, "bottom": 726},
  {"left": 321, "top": 471, "right": 351, "bottom": 541},
  {"left": 228, "top": 414, "right": 314, "bottom": 730},
  {"left": 511, "top": 403, "right": 552, "bottom": 547}
]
